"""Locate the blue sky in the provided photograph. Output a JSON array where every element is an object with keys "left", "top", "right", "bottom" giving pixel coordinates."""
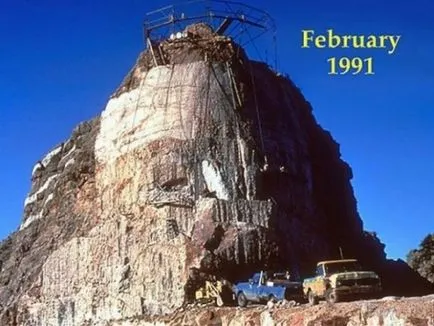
[{"left": 0, "top": 0, "right": 433, "bottom": 260}]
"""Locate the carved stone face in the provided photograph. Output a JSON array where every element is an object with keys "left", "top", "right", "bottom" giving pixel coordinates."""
[{"left": 7, "top": 28, "right": 380, "bottom": 325}]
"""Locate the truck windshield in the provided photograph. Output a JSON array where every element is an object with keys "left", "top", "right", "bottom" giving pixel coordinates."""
[{"left": 324, "top": 261, "right": 362, "bottom": 275}]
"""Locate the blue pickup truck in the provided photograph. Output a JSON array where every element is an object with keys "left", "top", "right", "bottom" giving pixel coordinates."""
[{"left": 233, "top": 271, "right": 303, "bottom": 307}]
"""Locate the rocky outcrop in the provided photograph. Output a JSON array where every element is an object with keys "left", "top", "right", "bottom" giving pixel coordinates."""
[
  {"left": 0, "top": 119, "right": 100, "bottom": 325},
  {"left": 407, "top": 234, "right": 434, "bottom": 284},
  {"left": 0, "top": 24, "right": 432, "bottom": 325}
]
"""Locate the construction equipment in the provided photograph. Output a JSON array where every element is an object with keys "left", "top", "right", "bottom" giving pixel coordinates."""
[{"left": 195, "top": 280, "right": 232, "bottom": 307}]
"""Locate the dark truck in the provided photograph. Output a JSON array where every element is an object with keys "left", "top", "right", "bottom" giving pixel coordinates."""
[{"left": 233, "top": 271, "right": 303, "bottom": 307}]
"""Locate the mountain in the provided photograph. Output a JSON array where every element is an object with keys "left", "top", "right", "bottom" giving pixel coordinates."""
[{"left": 0, "top": 23, "right": 431, "bottom": 325}]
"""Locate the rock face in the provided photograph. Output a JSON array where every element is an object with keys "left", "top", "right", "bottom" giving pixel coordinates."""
[
  {"left": 0, "top": 25, "right": 432, "bottom": 325},
  {"left": 407, "top": 234, "right": 434, "bottom": 283}
]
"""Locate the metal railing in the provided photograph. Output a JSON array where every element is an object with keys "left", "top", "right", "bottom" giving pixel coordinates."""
[{"left": 144, "top": 1, "right": 276, "bottom": 42}]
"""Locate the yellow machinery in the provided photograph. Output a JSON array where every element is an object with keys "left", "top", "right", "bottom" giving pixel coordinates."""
[{"left": 195, "top": 280, "right": 226, "bottom": 307}]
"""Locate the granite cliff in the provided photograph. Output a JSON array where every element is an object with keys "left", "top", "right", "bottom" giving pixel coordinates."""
[{"left": 0, "top": 24, "right": 432, "bottom": 325}]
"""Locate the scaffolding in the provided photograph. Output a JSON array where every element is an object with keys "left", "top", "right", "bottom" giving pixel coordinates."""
[{"left": 144, "top": 0, "right": 278, "bottom": 69}]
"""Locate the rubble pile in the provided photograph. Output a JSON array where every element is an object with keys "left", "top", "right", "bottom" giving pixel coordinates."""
[{"left": 103, "top": 295, "right": 434, "bottom": 326}]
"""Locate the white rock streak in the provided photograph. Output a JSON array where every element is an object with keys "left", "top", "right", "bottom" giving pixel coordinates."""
[
  {"left": 32, "top": 162, "right": 42, "bottom": 176},
  {"left": 31, "top": 145, "right": 63, "bottom": 176},
  {"left": 64, "top": 158, "right": 75, "bottom": 169},
  {"left": 44, "top": 193, "right": 54, "bottom": 206},
  {"left": 201, "top": 160, "right": 229, "bottom": 200},
  {"left": 20, "top": 212, "right": 42, "bottom": 231},
  {"left": 20, "top": 190, "right": 55, "bottom": 231},
  {"left": 32, "top": 145, "right": 65, "bottom": 176},
  {"left": 61, "top": 145, "right": 76, "bottom": 163},
  {"left": 41, "top": 145, "right": 62, "bottom": 167},
  {"left": 24, "top": 174, "right": 59, "bottom": 207}
]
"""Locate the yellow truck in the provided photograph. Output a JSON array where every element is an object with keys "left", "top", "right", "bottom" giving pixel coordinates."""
[{"left": 303, "top": 259, "right": 382, "bottom": 305}]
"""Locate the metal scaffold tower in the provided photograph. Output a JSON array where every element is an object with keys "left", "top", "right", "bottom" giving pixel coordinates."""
[{"left": 144, "top": 0, "right": 278, "bottom": 70}]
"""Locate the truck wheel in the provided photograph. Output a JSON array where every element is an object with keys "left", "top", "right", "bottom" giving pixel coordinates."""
[
  {"left": 325, "top": 288, "right": 339, "bottom": 304},
  {"left": 237, "top": 292, "right": 248, "bottom": 307},
  {"left": 308, "top": 290, "right": 319, "bottom": 306}
]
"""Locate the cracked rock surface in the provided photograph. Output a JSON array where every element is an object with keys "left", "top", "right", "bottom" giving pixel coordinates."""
[{"left": 0, "top": 25, "right": 432, "bottom": 325}]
